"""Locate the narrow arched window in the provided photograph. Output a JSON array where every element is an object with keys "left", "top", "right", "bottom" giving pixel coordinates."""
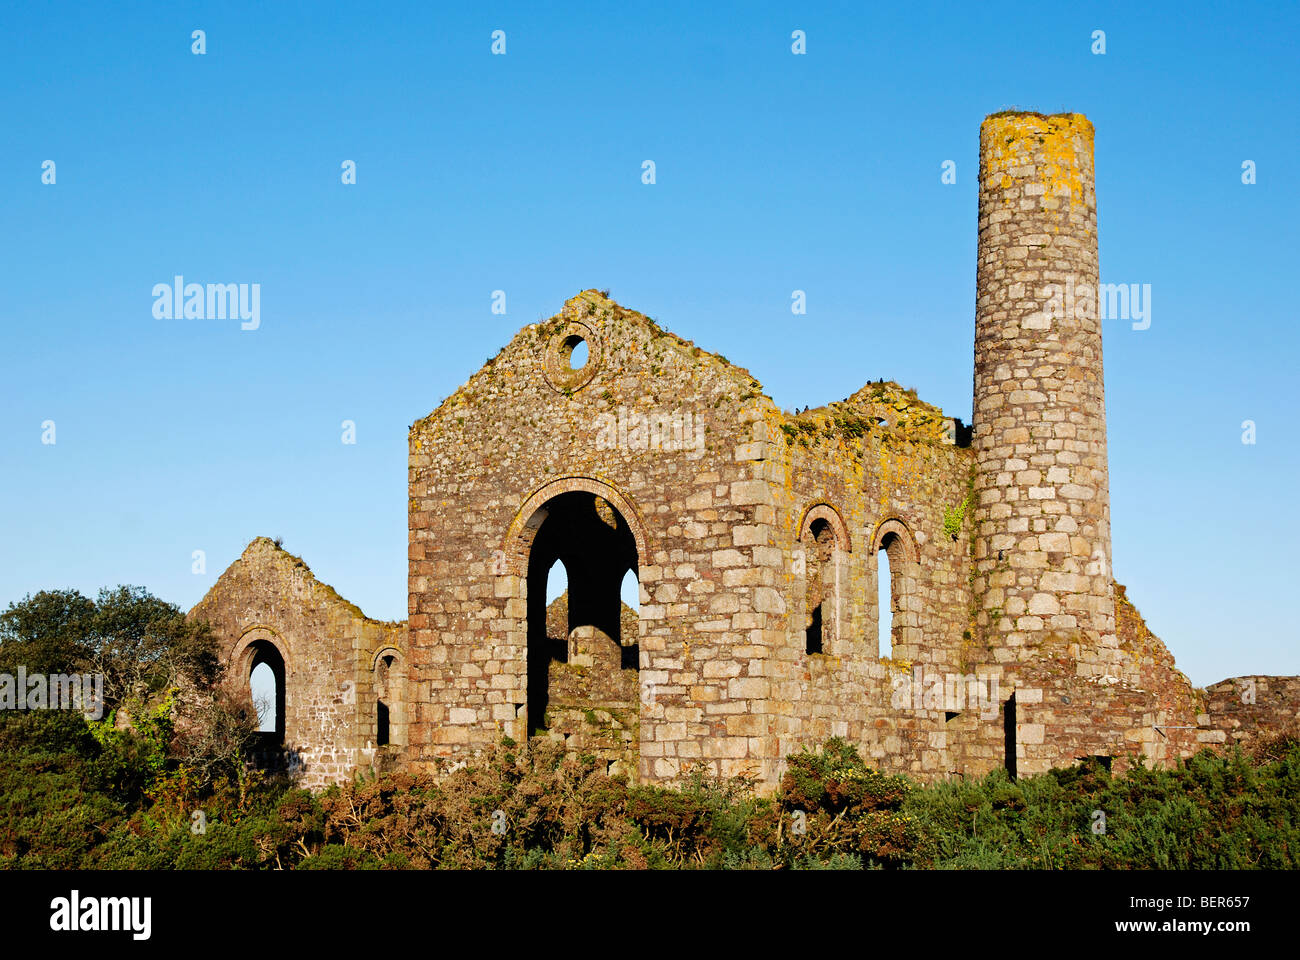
[
  {"left": 873, "top": 520, "right": 919, "bottom": 661},
  {"left": 878, "top": 546, "right": 893, "bottom": 659},
  {"left": 800, "top": 509, "right": 847, "bottom": 657},
  {"left": 546, "top": 558, "right": 570, "bottom": 665},
  {"left": 620, "top": 568, "right": 641, "bottom": 670},
  {"left": 373, "top": 650, "right": 405, "bottom": 749},
  {"left": 250, "top": 661, "right": 276, "bottom": 732}
]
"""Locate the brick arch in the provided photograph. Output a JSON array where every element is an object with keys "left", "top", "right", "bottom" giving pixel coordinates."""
[
  {"left": 502, "top": 476, "right": 650, "bottom": 574},
  {"left": 796, "top": 502, "right": 851, "bottom": 656},
  {"left": 500, "top": 475, "right": 648, "bottom": 758},
  {"left": 798, "top": 502, "right": 851, "bottom": 551},
  {"left": 229, "top": 625, "right": 290, "bottom": 741},
  {"left": 228, "top": 625, "right": 292, "bottom": 682},
  {"left": 871, "top": 518, "right": 919, "bottom": 563},
  {"left": 369, "top": 644, "right": 404, "bottom": 672}
]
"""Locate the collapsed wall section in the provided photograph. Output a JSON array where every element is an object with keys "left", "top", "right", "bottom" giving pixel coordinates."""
[{"left": 1200, "top": 676, "right": 1300, "bottom": 753}]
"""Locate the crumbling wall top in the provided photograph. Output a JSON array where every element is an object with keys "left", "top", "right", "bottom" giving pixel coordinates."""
[
  {"left": 192, "top": 536, "right": 405, "bottom": 631},
  {"left": 775, "top": 380, "right": 966, "bottom": 453}
]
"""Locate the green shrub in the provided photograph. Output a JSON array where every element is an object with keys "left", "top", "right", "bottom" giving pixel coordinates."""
[{"left": 0, "top": 696, "right": 1296, "bottom": 870}]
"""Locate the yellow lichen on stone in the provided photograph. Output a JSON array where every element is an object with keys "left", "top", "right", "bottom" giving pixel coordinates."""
[{"left": 982, "top": 111, "right": 1093, "bottom": 213}]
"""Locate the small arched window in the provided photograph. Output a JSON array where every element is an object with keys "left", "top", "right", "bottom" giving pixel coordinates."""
[
  {"left": 373, "top": 650, "right": 405, "bottom": 749},
  {"left": 877, "top": 547, "right": 893, "bottom": 658},
  {"left": 873, "top": 519, "right": 920, "bottom": 660},
  {"left": 798, "top": 504, "right": 850, "bottom": 657},
  {"left": 620, "top": 568, "right": 641, "bottom": 670}
]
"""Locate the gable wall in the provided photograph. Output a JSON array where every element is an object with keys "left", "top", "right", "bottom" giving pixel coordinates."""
[
  {"left": 407, "top": 292, "right": 789, "bottom": 783},
  {"left": 190, "top": 539, "right": 406, "bottom": 789}
]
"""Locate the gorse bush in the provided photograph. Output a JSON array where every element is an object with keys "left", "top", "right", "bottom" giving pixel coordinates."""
[
  {"left": 2, "top": 587, "right": 1297, "bottom": 870},
  {"left": 903, "top": 745, "right": 1300, "bottom": 869},
  {"left": 2, "top": 716, "right": 1297, "bottom": 869}
]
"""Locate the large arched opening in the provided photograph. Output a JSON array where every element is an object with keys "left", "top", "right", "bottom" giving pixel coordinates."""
[{"left": 518, "top": 486, "right": 642, "bottom": 774}]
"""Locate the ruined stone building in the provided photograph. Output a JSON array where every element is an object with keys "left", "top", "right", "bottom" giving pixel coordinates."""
[{"left": 191, "top": 112, "right": 1298, "bottom": 792}]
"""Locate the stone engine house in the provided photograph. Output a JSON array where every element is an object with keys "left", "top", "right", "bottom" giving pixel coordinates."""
[{"left": 192, "top": 112, "right": 1298, "bottom": 791}]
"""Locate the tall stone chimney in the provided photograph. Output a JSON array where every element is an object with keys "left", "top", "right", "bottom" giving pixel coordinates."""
[{"left": 971, "top": 111, "right": 1118, "bottom": 672}]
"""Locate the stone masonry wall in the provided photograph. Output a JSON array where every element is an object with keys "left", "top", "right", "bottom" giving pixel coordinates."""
[
  {"left": 754, "top": 383, "right": 979, "bottom": 780},
  {"left": 1201, "top": 676, "right": 1300, "bottom": 752},
  {"left": 194, "top": 113, "right": 1299, "bottom": 793},
  {"left": 407, "top": 291, "right": 787, "bottom": 787},
  {"left": 190, "top": 538, "right": 407, "bottom": 789},
  {"left": 542, "top": 592, "right": 640, "bottom": 776}
]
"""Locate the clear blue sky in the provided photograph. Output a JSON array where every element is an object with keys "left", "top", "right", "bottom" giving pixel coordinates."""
[{"left": 2, "top": 2, "right": 1296, "bottom": 688}]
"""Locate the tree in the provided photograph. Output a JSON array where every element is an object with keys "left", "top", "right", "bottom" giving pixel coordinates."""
[
  {"left": 83, "top": 585, "right": 219, "bottom": 711},
  {"left": 0, "top": 585, "right": 253, "bottom": 785},
  {"left": 0, "top": 588, "right": 96, "bottom": 675}
]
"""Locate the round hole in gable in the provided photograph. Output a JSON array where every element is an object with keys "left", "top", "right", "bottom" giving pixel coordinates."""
[
  {"left": 565, "top": 336, "right": 589, "bottom": 370},
  {"left": 542, "top": 321, "right": 600, "bottom": 393}
]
